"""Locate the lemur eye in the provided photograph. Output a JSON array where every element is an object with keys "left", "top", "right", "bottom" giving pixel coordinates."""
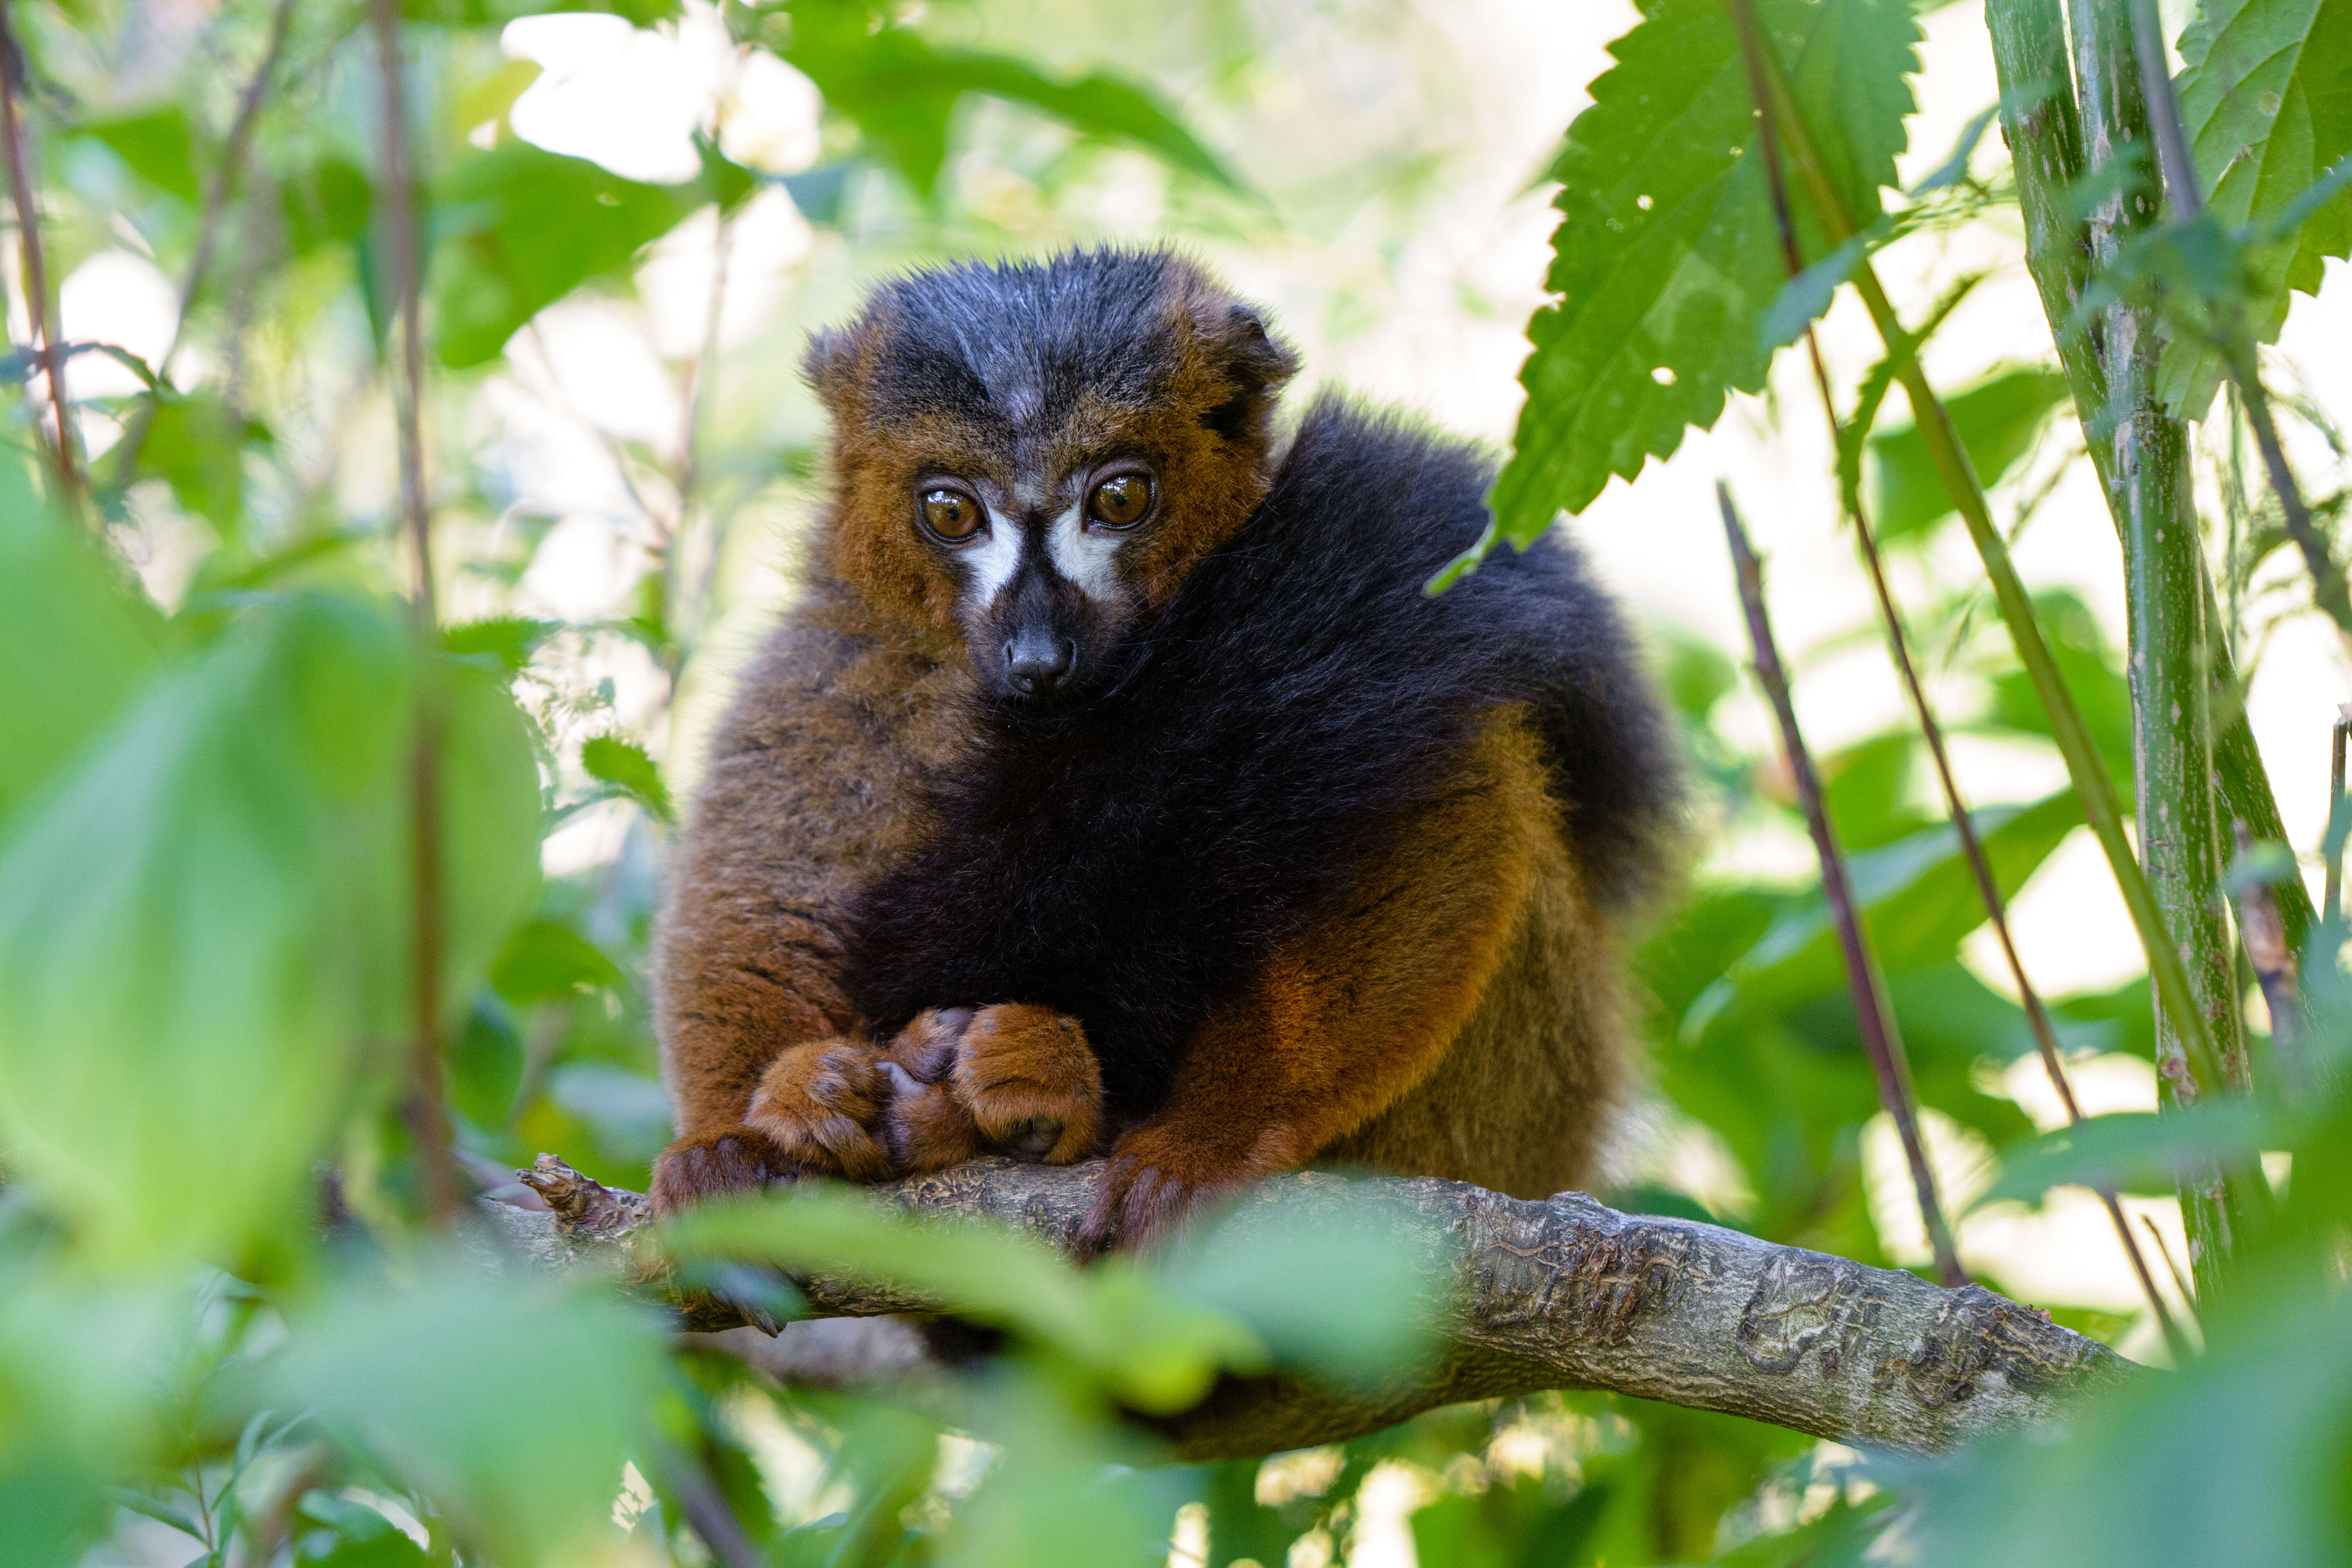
[
  {"left": 918, "top": 486, "right": 983, "bottom": 542},
  {"left": 1087, "top": 472, "right": 1152, "bottom": 528}
]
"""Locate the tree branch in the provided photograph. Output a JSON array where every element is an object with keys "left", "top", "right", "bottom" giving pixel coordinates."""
[{"left": 480, "top": 1155, "right": 2132, "bottom": 1462}]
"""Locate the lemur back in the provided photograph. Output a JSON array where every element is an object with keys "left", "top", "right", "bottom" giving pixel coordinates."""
[{"left": 652, "top": 249, "right": 1681, "bottom": 1249}]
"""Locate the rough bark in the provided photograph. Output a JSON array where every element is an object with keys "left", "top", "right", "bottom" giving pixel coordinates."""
[{"left": 479, "top": 1154, "right": 2132, "bottom": 1461}]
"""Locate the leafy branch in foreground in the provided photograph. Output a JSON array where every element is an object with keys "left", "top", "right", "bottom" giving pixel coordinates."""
[{"left": 488, "top": 1154, "right": 2127, "bottom": 1459}]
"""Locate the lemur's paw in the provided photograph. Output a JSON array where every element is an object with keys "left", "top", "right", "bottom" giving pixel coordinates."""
[
  {"left": 1076, "top": 1122, "right": 1266, "bottom": 1258},
  {"left": 882, "top": 1009, "right": 986, "bottom": 1172},
  {"left": 743, "top": 1038, "right": 895, "bottom": 1183},
  {"left": 650, "top": 1126, "right": 792, "bottom": 1217},
  {"left": 953, "top": 1004, "right": 1102, "bottom": 1165}
]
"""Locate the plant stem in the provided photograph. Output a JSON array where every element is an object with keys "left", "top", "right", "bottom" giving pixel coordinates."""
[
  {"left": 1987, "top": 0, "right": 2316, "bottom": 968},
  {"left": 108, "top": 0, "right": 302, "bottom": 493},
  {"left": 2232, "top": 820, "right": 2304, "bottom": 1096},
  {"left": 2330, "top": 711, "right": 2348, "bottom": 920},
  {"left": 0, "top": 9, "right": 74, "bottom": 501},
  {"left": 2074, "top": 0, "right": 2250, "bottom": 1297},
  {"left": 1718, "top": 481, "right": 1967, "bottom": 1289},
  {"left": 370, "top": 0, "right": 454, "bottom": 1226},
  {"left": 2122, "top": 0, "right": 2352, "bottom": 641},
  {"left": 1725, "top": 0, "right": 2230, "bottom": 1103},
  {"left": 1742, "top": 43, "right": 2184, "bottom": 1349}
]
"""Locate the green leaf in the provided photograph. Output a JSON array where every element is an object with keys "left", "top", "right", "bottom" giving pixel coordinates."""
[
  {"left": 430, "top": 143, "right": 695, "bottom": 369},
  {"left": 276, "top": 1266, "right": 664, "bottom": 1567},
  {"left": 489, "top": 918, "right": 622, "bottom": 1006},
  {"left": 401, "top": 0, "right": 679, "bottom": 23},
  {"left": 1976, "top": 1102, "right": 2272, "bottom": 1209},
  {"left": 1477, "top": 0, "right": 1920, "bottom": 566},
  {"left": 1682, "top": 791, "right": 2083, "bottom": 1042},
  {"left": 82, "top": 109, "right": 201, "bottom": 203},
  {"left": 0, "top": 597, "right": 408, "bottom": 1265},
  {"left": 279, "top": 157, "right": 372, "bottom": 258},
  {"left": 775, "top": 0, "right": 1240, "bottom": 196},
  {"left": 0, "top": 596, "right": 539, "bottom": 1265},
  {"left": 138, "top": 394, "right": 273, "bottom": 537},
  {"left": 658, "top": 1185, "right": 1265, "bottom": 1412},
  {"left": 443, "top": 615, "right": 561, "bottom": 672},
  {"left": 579, "top": 735, "right": 671, "bottom": 822},
  {"left": 2164, "top": 0, "right": 2352, "bottom": 416},
  {"left": 0, "top": 454, "right": 162, "bottom": 823},
  {"left": 1869, "top": 368, "right": 2069, "bottom": 546},
  {"left": 1975, "top": 590, "right": 2137, "bottom": 784}
]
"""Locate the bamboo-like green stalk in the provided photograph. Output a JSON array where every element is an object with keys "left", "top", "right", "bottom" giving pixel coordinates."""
[
  {"left": 1739, "top": 40, "right": 2186, "bottom": 1345},
  {"left": 2069, "top": 0, "right": 2250, "bottom": 1293},
  {"left": 1719, "top": 483, "right": 1967, "bottom": 1289},
  {"left": 1986, "top": 0, "right": 2316, "bottom": 969},
  {"left": 1721, "top": 0, "right": 2230, "bottom": 1103}
]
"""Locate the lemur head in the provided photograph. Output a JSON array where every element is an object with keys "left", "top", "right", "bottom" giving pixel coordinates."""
[{"left": 804, "top": 248, "right": 1300, "bottom": 707}]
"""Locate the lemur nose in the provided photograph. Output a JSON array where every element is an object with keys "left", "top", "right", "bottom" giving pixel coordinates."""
[{"left": 1004, "top": 628, "right": 1074, "bottom": 695}]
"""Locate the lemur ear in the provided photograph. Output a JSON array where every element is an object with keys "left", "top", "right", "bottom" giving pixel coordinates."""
[
  {"left": 1192, "top": 300, "right": 1300, "bottom": 445},
  {"left": 801, "top": 326, "right": 857, "bottom": 407}
]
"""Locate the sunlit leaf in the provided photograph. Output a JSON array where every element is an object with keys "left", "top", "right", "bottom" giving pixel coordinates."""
[
  {"left": 490, "top": 918, "right": 622, "bottom": 1005},
  {"left": 1682, "top": 791, "right": 2082, "bottom": 1042},
  {"left": 276, "top": 1265, "right": 663, "bottom": 1566},
  {"left": 774, "top": 0, "right": 1240, "bottom": 197},
  {"left": 1975, "top": 1102, "right": 2273, "bottom": 1210},
  {"left": 0, "top": 454, "right": 161, "bottom": 822},
  {"left": 138, "top": 394, "right": 273, "bottom": 538},
  {"left": 430, "top": 143, "right": 694, "bottom": 369},
  {"left": 2165, "top": 0, "right": 2352, "bottom": 417},
  {"left": 1474, "top": 0, "right": 1919, "bottom": 572},
  {"left": 80, "top": 108, "right": 200, "bottom": 203},
  {"left": 580, "top": 735, "right": 673, "bottom": 822},
  {"left": 1869, "top": 368, "right": 2069, "bottom": 546},
  {"left": 658, "top": 1186, "right": 1264, "bottom": 1411}
]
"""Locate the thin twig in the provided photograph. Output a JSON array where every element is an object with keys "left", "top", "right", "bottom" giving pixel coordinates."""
[
  {"left": 2141, "top": 1214, "right": 2196, "bottom": 1316},
  {"left": 2330, "top": 710, "right": 2348, "bottom": 921},
  {"left": 370, "top": 0, "right": 455, "bottom": 1225},
  {"left": 1717, "top": 482, "right": 1967, "bottom": 1289},
  {"left": 2124, "top": 0, "right": 2352, "bottom": 641},
  {"left": 2232, "top": 820, "right": 2304, "bottom": 1096},
  {"left": 108, "top": 0, "right": 302, "bottom": 492},
  {"left": 649, "top": 1441, "right": 763, "bottom": 1568},
  {"left": 0, "top": 9, "right": 74, "bottom": 500},
  {"left": 1742, "top": 63, "right": 2186, "bottom": 1351}
]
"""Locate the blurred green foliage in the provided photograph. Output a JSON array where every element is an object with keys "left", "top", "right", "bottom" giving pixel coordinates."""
[{"left": 2, "top": 0, "right": 2350, "bottom": 1563}]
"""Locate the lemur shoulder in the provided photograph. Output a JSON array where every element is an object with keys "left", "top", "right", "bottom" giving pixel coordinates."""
[{"left": 651, "top": 247, "right": 1683, "bottom": 1252}]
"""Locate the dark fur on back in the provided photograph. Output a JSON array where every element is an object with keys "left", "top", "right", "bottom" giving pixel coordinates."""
[{"left": 840, "top": 396, "right": 1681, "bottom": 1121}]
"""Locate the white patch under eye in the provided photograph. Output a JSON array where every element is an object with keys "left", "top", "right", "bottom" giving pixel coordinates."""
[
  {"left": 960, "top": 507, "right": 1025, "bottom": 608},
  {"left": 1045, "top": 503, "right": 1122, "bottom": 603}
]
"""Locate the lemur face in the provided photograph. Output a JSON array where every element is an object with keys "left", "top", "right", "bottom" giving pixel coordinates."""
[{"left": 804, "top": 249, "right": 1299, "bottom": 709}]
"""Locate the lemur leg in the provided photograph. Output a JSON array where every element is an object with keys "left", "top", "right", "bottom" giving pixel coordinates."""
[
  {"left": 650, "top": 613, "right": 969, "bottom": 1216},
  {"left": 884, "top": 1004, "right": 1103, "bottom": 1172},
  {"left": 1079, "top": 714, "right": 1557, "bottom": 1254}
]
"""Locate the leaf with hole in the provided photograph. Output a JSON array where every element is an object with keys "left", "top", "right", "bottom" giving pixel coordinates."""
[{"left": 1466, "top": 0, "right": 1920, "bottom": 582}]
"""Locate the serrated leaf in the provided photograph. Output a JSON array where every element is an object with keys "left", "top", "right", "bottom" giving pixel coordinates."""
[
  {"left": 579, "top": 735, "right": 672, "bottom": 822},
  {"left": 1869, "top": 368, "right": 2069, "bottom": 546},
  {"left": 2163, "top": 0, "right": 2352, "bottom": 416},
  {"left": 1483, "top": 0, "right": 1920, "bottom": 558}
]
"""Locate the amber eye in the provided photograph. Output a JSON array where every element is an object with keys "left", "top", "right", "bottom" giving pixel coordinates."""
[
  {"left": 918, "top": 486, "right": 983, "bottom": 542},
  {"left": 1087, "top": 471, "right": 1153, "bottom": 528}
]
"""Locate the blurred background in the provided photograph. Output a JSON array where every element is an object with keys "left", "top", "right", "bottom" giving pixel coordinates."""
[{"left": 16, "top": 0, "right": 2352, "bottom": 1561}]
